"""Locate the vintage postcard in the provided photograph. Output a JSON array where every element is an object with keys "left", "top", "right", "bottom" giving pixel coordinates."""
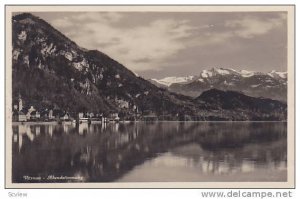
[{"left": 5, "top": 5, "right": 295, "bottom": 188}]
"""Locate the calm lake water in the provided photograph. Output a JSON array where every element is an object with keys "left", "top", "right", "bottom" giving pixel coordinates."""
[{"left": 12, "top": 122, "right": 287, "bottom": 183}]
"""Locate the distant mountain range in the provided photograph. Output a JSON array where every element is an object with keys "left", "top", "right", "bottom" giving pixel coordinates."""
[
  {"left": 150, "top": 68, "right": 287, "bottom": 102},
  {"left": 11, "top": 13, "right": 287, "bottom": 121}
]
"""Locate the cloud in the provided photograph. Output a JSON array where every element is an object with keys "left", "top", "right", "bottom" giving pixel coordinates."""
[
  {"left": 72, "top": 12, "right": 123, "bottom": 22},
  {"left": 50, "top": 17, "right": 74, "bottom": 29},
  {"left": 48, "top": 12, "right": 286, "bottom": 73},
  {"left": 187, "top": 13, "right": 286, "bottom": 48},
  {"left": 225, "top": 14, "right": 286, "bottom": 38},
  {"left": 133, "top": 57, "right": 152, "bottom": 63},
  {"left": 50, "top": 13, "right": 196, "bottom": 72}
]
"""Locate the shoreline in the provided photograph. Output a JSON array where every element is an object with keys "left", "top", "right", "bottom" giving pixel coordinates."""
[{"left": 11, "top": 120, "right": 287, "bottom": 125}]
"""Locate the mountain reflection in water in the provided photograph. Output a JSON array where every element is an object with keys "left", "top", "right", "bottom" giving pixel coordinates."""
[{"left": 12, "top": 122, "right": 287, "bottom": 182}]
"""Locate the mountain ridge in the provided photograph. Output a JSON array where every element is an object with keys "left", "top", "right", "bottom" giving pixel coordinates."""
[
  {"left": 11, "top": 13, "right": 287, "bottom": 121},
  {"left": 150, "top": 67, "right": 287, "bottom": 102}
]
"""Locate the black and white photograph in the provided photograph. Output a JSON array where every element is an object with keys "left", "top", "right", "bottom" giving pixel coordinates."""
[{"left": 5, "top": 5, "right": 295, "bottom": 188}]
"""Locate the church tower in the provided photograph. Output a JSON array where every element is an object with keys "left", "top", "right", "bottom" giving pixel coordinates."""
[{"left": 18, "top": 95, "right": 23, "bottom": 111}]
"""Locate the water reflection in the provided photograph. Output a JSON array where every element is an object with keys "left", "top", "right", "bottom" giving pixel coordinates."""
[{"left": 12, "top": 122, "right": 287, "bottom": 182}]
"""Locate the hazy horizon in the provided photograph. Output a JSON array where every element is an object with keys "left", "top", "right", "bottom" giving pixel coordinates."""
[{"left": 18, "top": 12, "right": 287, "bottom": 79}]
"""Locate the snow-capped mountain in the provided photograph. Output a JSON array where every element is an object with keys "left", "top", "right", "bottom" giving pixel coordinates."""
[
  {"left": 268, "top": 70, "right": 288, "bottom": 79},
  {"left": 150, "top": 76, "right": 195, "bottom": 87},
  {"left": 151, "top": 68, "right": 287, "bottom": 102}
]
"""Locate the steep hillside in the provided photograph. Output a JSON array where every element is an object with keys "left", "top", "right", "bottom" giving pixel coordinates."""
[{"left": 12, "top": 13, "right": 197, "bottom": 115}]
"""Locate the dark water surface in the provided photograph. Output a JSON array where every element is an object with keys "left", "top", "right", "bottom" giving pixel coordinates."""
[{"left": 12, "top": 122, "right": 287, "bottom": 183}]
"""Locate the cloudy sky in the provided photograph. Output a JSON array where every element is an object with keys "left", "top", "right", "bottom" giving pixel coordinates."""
[{"left": 32, "top": 11, "right": 287, "bottom": 78}]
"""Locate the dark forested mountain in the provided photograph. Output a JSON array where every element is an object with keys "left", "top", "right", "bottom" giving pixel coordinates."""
[
  {"left": 11, "top": 13, "right": 287, "bottom": 121},
  {"left": 151, "top": 68, "right": 287, "bottom": 102},
  {"left": 12, "top": 13, "right": 198, "bottom": 115},
  {"left": 195, "top": 89, "right": 287, "bottom": 121}
]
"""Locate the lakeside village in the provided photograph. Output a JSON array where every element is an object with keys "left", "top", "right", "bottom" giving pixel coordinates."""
[{"left": 12, "top": 97, "right": 172, "bottom": 124}]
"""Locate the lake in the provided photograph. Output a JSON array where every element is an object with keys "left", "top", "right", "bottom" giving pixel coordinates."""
[{"left": 12, "top": 121, "right": 287, "bottom": 183}]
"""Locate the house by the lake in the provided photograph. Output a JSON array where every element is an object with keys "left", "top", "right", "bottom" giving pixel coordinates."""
[
  {"left": 13, "top": 110, "right": 27, "bottom": 122},
  {"left": 60, "top": 113, "right": 70, "bottom": 121},
  {"left": 18, "top": 111, "right": 27, "bottom": 121},
  {"left": 30, "top": 111, "right": 40, "bottom": 120},
  {"left": 109, "top": 113, "right": 120, "bottom": 122},
  {"left": 142, "top": 111, "right": 158, "bottom": 121}
]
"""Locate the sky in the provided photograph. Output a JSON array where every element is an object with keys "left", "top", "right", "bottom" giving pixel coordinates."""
[{"left": 31, "top": 11, "right": 287, "bottom": 78}]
